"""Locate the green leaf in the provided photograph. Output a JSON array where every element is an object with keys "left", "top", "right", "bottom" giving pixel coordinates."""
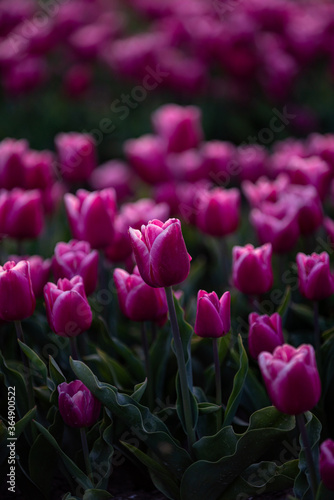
[
  {"left": 131, "top": 379, "right": 148, "bottom": 403},
  {"left": 0, "top": 407, "right": 36, "bottom": 465},
  {"left": 183, "top": 407, "right": 296, "bottom": 500},
  {"left": 223, "top": 335, "right": 248, "bottom": 427},
  {"left": 83, "top": 490, "right": 112, "bottom": 500},
  {"left": 70, "top": 358, "right": 192, "bottom": 480},
  {"left": 96, "top": 348, "right": 133, "bottom": 389},
  {"left": 90, "top": 415, "right": 114, "bottom": 491},
  {"left": 18, "top": 340, "right": 47, "bottom": 385},
  {"left": 108, "top": 335, "right": 146, "bottom": 382},
  {"left": 277, "top": 286, "right": 291, "bottom": 318},
  {"left": 0, "top": 351, "right": 29, "bottom": 419},
  {"left": 316, "top": 482, "right": 334, "bottom": 500},
  {"left": 49, "top": 356, "right": 66, "bottom": 386},
  {"left": 218, "top": 333, "right": 231, "bottom": 366},
  {"left": 150, "top": 327, "right": 172, "bottom": 399},
  {"left": 121, "top": 441, "right": 180, "bottom": 500},
  {"left": 294, "top": 412, "right": 321, "bottom": 500},
  {"left": 33, "top": 420, "right": 94, "bottom": 490},
  {"left": 197, "top": 403, "right": 221, "bottom": 415}
]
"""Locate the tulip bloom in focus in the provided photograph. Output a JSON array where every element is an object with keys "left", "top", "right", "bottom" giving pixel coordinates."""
[
  {"left": 248, "top": 312, "right": 284, "bottom": 359},
  {"left": 232, "top": 243, "right": 273, "bottom": 295},
  {"left": 194, "top": 290, "right": 230, "bottom": 338},
  {"left": 57, "top": 380, "right": 101, "bottom": 428},
  {"left": 0, "top": 261, "right": 36, "bottom": 321}
]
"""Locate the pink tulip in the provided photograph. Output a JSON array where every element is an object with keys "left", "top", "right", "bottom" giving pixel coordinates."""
[
  {"left": 124, "top": 135, "right": 170, "bottom": 185},
  {"left": 296, "top": 252, "right": 334, "bottom": 301},
  {"left": 0, "top": 261, "right": 35, "bottom": 321},
  {"left": 55, "top": 132, "right": 97, "bottom": 183},
  {"left": 194, "top": 290, "right": 230, "bottom": 338},
  {"left": 320, "top": 439, "right": 334, "bottom": 491},
  {"left": 196, "top": 187, "right": 240, "bottom": 237},
  {"left": 9, "top": 255, "right": 51, "bottom": 298},
  {"left": 58, "top": 380, "right": 101, "bottom": 428},
  {"left": 129, "top": 218, "right": 190, "bottom": 288},
  {"left": 258, "top": 344, "right": 321, "bottom": 415},
  {"left": 232, "top": 243, "right": 273, "bottom": 295},
  {"left": 0, "top": 138, "right": 28, "bottom": 189},
  {"left": 89, "top": 160, "right": 133, "bottom": 202},
  {"left": 0, "top": 188, "right": 44, "bottom": 240},
  {"left": 248, "top": 312, "right": 284, "bottom": 359}
]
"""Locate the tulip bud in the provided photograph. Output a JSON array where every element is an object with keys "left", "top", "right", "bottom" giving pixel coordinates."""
[
  {"left": 113, "top": 267, "right": 168, "bottom": 324},
  {"left": 129, "top": 218, "right": 190, "bottom": 288},
  {"left": 64, "top": 188, "right": 116, "bottom": 249},
  {"left": 52, "top": 240, "right": 99, "bottom": 296},
  {"left": 232, "top": 243, "right": 273, "bottom": 295},
  {"left": 44, "top": 276, "right": 92, "bottom": 337},
  {"left": 9, "top": 255, "right": 51, "bottom": 298},
  {"left": 0, "top": 188, "right": 44, "bottom": 240},
  {"left": 55, "top": 132, "right": 97, "bottom": 183},
  {"left": 320, "top": 439, "right": 334, "bottom": 491},
  {"left": 258, "top": 344, "right": 321, "bottom": 415},
  {"left": 296, "top": 252, "right": 334, "bottom": 301},
  {"left": 196, "top": 187, "right": 240, "bottom": 237},
  {"left": 194, "top": 290, "right": 230, "bottom": 338},
  {"left": 248, "top": 312, "right": 284, "bottom": 359},
  {"left": 57, "top": 380, "right": 101, "bottom": 428},
  {"left": 0, "top": 261, "right": 36, "bottom": 321},
  {"left": 0, "top": 138, "right": 28, "bottom": 189},
  {"left": 124, "top": 135, "right": 170, "bottom": 185}
]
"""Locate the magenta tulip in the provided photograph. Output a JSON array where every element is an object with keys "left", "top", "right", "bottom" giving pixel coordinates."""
[
  {"left": 248, "top": 312, "right": 284, "bottom": 359},
  {"left": 64, "top": 188, "right": 116, "bottom": 249},
  {"left": 258, "top": 344, "right": 321, "bottom": 415},
  {"left": 52, "top": 240, "right": 99, "bottom": 296},
  {"left": 296, "top": 252, "right": 334, "bottom": 301},
  {"left": 55, "top": 132, "right": 97, "bottom": 183},
  {"left": 196, "top": 187, "right": 240, "bottom": 237},
  {"left": 44, "top": 276, "right": 92, "bottom": 337},
  {"left": 232, "top": 243, "right": 273, "bottom": 295},
  {"left": 0, "top": 138, "right": 28, "bottom": 189},
  {"left": 320, "top": 439, "right": 334, "bottom": 491},
  {"left": 129, "top": 218, "right": 190, "bottom": 288},
  {"left": 0, "top": 188, "right": 44, "bottom": 239},
  {"left": 113, "top": 267, "right": 168, "bottom": 324},
  {"left": 57, "top": 380, "right": 101, "bottom": 428},
  {"left": 124, "top": 135, "right": 170, "bottom": 185},
  {"left": 10, "top": 255, "right": 51, "bottom": 298},
  {"left": 0, "top": 261, "right": 36, "bottom": 321},
  {"left": 194, "top": 290, "right": 230, "bottom": 338}
]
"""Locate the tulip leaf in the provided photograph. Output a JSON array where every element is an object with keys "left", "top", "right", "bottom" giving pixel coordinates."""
[
  {"left": 197, "top": 403, "right": 221, "bottom": 415},
  {"left": 49, "top": 356, "right": 66, "bottom": 386},
  {"left": 83, "top": 490, "right": 112, "bottom": 500},
  {"left": 223, "top": 335, "right": 248, "bottom": 427},
  {"left": 121, "top": 441, "right": 180, "bottom": 500},
  {"left": 131, "top": 379, "right": 148, "bottom": 403},
  {"left": 18, "top": 340, "right": 48, "bottom": 385},
  {"left": 182, "top": 407, "right": 296, "bottom": 500},
  {"left": 0, "top": 351, "right": 30, "bottom": 427},
  {"left": 108, "top": 336, "right": 146, "bottom": 381},
  {"left": 150, "top": 327, "right": 172, "bottom": 399},
  {"left": 96, "top": 348, "right": 133, "bottom": 389},
  {"left": 315, "top": 482, "right": 334, "bottom": 500},
  {"left": 294, "top": 412, "right": 321, "bottom": 500},
  {"left": 33, "top": 420, "right": 94, "bottom": 490},
  {"left": 219, "top": 459, "right": 298, "bottom": 499},
  {"left": 0, "top": 406, "right": 37, "bottom": 465},
  {"left": 172, "top": 294, "right": 194, "bottom": 390},
  {"left": 218, "top": 332, "right": 231, "bottom": 365},
  {"left": 277, "top": 286, "right": 291, "bottom": 319},
  {"left": 70, "top": 358, "right": 193, "bottom": 480},
  {"left": 90, "top": 415, "right": 114, "bottom": 490}
]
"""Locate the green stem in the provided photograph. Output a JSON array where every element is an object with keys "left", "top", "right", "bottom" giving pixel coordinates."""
[
  {"left": 151, "top": 321, "right": 157, "bottom": 344},
  {"left": 70, "top": 336, "right": 80, "bottom": 360},
  {"left": 313, "top": 301, "right": 320, "bottom": 356},
  {"left": 296, "top": 413, "right": 318, "bottom": 500},
  {"left": 212, "top": 338, "right": 222, "bottom": 431},
  {"left": 165, "top": 286, "right": 195, "bottom": 451},
  {"left": 15, "top": 321, "right": 34, "bottom": 409},
  {"left": 141, "top": 323, "right": 154, "bottom": 411},
  {"left": 80, "top": 427, "right": 93, "bottom": 482}
]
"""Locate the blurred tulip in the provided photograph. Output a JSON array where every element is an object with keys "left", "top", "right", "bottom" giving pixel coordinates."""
[
  {"left": 196, "top": 187, "right": 240, "bottom": 237},
  {"left": 232, "top": 243, "right": 273, "bottom": 295},
  {"left": 55, "top": 132, "right": 97, "bottom": 183},
  {"left": 124, "top": 135, "right": 170, "bottom": 184},
  {"left": 9, "top": 255, "right": 51, "bottom": 298},
  {"left": 89, "top": 160, "right": 133, "bottom": 202},
  {"left": 0, "top": 261, "right": 35, "bottom": 321},
  {"left": 320, "top": 439, "right": 334, "bottom": 491},
  {"left": 248, "top": 312, "right": 284, "bottom": 359},
  {"left": 0, "top": 138, "right": 28, "bottom": 189},
  {"left": 0, "top": 188, "right": 44, "bottom": 240},
  {"left": 296, "top": 252, "right": 334, "bottom": 301}
]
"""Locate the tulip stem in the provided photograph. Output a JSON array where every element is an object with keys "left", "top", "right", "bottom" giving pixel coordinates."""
[
  {"left": 141, "top": 323, "right": 154, "bottom": 411},
  {"left": 70, "top": 337, "right": 79, "bottom": 360},
  {"left": 80, "top": 427, "right": 93, "bottom": 482},
  {"left": 165, "top": 286, "right": 195, "bottom": 452},
  {"left": 313, "top": 301, "right": 321, "bottom": 355},
  {"left": 296, "top": 413, "right": 318, "bottom": 499},
  {"left": 15, "top": 321, "right": 34, "bottom": 409},
  {"left": 212, "top": 338, "right": 222, "bottom": 431}
]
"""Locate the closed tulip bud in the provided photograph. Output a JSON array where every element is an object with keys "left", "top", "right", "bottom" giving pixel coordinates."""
[
  {"left": 0, "top": 261, "right": 36, "bottom": 321},
  {"left": 242, "top": 174, "right": 290, "bottom": 208},
  {"left": 258, "top": 344, "right": 321, "bottom": 415},
  {"left": 296, "top": 252, "right": 334, "bottom": 301},
  {"left": 44, "top": 276, "right": 92, "bottom": 337},
  {"left": 248, "top": 312, "right": 284, "bottom": 359},
  {"left": 10, "top": 255, "right": 51, "bottom": 298},
  {"left": 52, "top": 240, "right": 99, "bottom": 296},
  {"left": 285, "top": 155, "right": 331, "bottom": 200},
  {"left": 152, "top": 104, "right": 203, "bottom": 153},
  {"left": 0, "top": 188, "right": 44, "bottom": 240},
  {"left": 64, "top": 188, "right": 116, "bottom": 249},
  {"left": 236, "top": 145, "right": 268, "bottom": 182},
  {"left": 232, "top": 243, "right": 273, "bottom": 295},
  {"left": 124, "top": 135, "right": 170, "bottom": 185},
  {"left": 196, "top": 187, "right": 240, "bottom": 237},
  {"left": 0, "top": 138, "right": 28, "bottom": 189},
  {"left": 89, "top": 160, "right": 133, "bottom": 202},
  {"left": 113, "top": 267, "right": 168, "bottom": 324},
  {"left": 324, "top": 216, "right": 334, "bottom": 248},
  {"left": 320, "top": 439, "right": 334, "bottom": 491},
  {"left": 57, "top": 380, "right": 101, "bottom": 428},
  {"left": 194, "top": 290, "right": 230, "bottom": 338},
  {"left": 22, "top": 149, "right": 55, "bottom": 190},
  {"left": 129, "top": 218, "right": 190, "bottom": 288},
  {"left": 55, "top": 132, "right": 97, "bottom": 183}
]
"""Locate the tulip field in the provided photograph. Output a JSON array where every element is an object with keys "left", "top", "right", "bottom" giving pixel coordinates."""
[{"left": 2, "top": 1, "right": 334, "bottom": 500}]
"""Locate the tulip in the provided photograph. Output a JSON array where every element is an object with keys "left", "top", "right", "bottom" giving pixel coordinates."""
[
  {"left": 124, "top": 135, "right": 170, "bottom": 185},
  {"left": 52, "top": 240, "right": 99, "bottom": 296},
  {"left": 104, "top": 216, "right": 133, "bottom": 264},
  {"left": 0, "top": 188, "right": 44, "bottom": 240},
  {"left": 152, "top": 103, "right": 203, "bottom": 153},
  {"left": 242, "top": 175, "right": 290, "bottom": 208},
  {"left": 55, "top": 132, "right": 97, "bottom": 183},
  {"left": 296, "top": 252, "right": 334, "bottom": 301},
  {"left": 258, "top": 344, "right": 321, "bottom": 415},
  {"left": 9, "top": 255, "right": 51, "bottom": 298},
  {"left": 194, "top": 290, "right": 230, "bottom": 338},
  {"left": 113, "top": 267, "right": 168, "bottom": 324},
  {"left": 235, "top": 145, "right": 268, "bottom": 182},
  {"left": 0, "top": 138, "right": 28, "bottom": 189},
  {"left": 0, "top": 261, "right": 36, "bottom": 321},
  {"left": 200, "top": 140, "right": 236, "bottom": 180},
  {"left": 129, "top": 218, "right": 190, "bottom": 288},
  {"left": 248, "top": 312, "right": 284, "bottom": 359},
  {"left": 284, "top": 185, "right": 323, "bottom": 236},
  {"left": 320, "top": 439, "right": 334, "bottom": 491},
  {"left": 324, "top": 216, "right": 334, "bottom": 248},
  {"left": 22, "top": 149, "right": 55, "bottom": 190},
  {"left": 89, "top": 160, "right": 133, "bottom": 202},
  {"left": 232, "top": 243, "right": 273, "bottom": 295},
  {"left": 196, "top": 187, "right": 240, "bottom": 237},
  {"left": 285, "top": 155, "right": 331, "bottom": 200},
  {"left": 166, "top": 149, "right": 208, "bottom": 183},
  {"left": 64, "top": 188, "right": 116, "bottom": 249},
  {"left": 57, "top": 380, "right": 101, "bottom": 428},
  {"left": 44, "top": 276, "right": 92, "bottom": 337}
]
